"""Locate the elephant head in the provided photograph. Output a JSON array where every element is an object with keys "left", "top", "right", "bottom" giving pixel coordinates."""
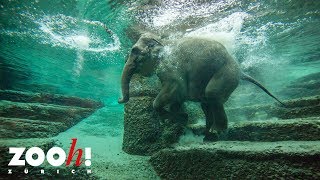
[{"left": 118, "top": 33, "right": 163, "bottom": 104}]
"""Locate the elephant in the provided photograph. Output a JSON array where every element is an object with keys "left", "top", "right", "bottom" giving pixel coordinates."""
[{"left": 118, "top": 32, "right": 284, "bottom": 141}]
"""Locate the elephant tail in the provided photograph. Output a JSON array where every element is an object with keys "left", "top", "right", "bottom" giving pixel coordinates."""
[{"left": 241, "top": 73, "right": 286, "bottom": 107}]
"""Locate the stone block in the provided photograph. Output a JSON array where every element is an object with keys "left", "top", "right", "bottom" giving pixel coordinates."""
[
  {"left": 189, "top": 117, "right": 320, "bottom": 141},
  {"left": 123, "top": 75, "right": 186, "bottom": 155},
  {"left": 150, "top": 141, "right": 320, "bottom": 179},
  {"left": 0, "top": 90, "right": 103, "bottom": 109},
  {"left": 226, "top": 95, "right": 320, "bottom": 121}
]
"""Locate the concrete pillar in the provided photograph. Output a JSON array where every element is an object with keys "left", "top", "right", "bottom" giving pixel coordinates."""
[{"left": 122, "top": 74, "right": 187, "bottom": 155}]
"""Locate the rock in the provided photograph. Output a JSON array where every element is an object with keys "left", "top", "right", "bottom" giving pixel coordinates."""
[
  {"left": 284, "top": 72, "right": 320, "bottom": 98},
  {"left": 0, "top": 90, "right": 103, "bottom": 139},
  {"left": 0, "top": 117, "right": 67, "bottom": 138},
  {"left": 123, "top": 96, "right": 163, "bottom": 155},
  {"left": 123, "top": 74, "right": 187, "bottom": 155},
  {"left": 184, "top": 102, "right": 205, "bottom": 124},
  {"left": 273, "top": 105, "right": 320, "bottom": 119},
  {"left": 271, "top": 96, "right": 320, "bottom": 119},
  {"left": 0, "top": 90, "right": 103, "bottom": 109},
  {"left": 172, "top": 96, "right": 320, "bottom": 126},
  {"left": 226, "top": 96, "right": 320, "bottom": 121},
  {"left": 150, "top": 141, "right": 320, "bottom": 179},
  {"left": 227, "top": 117, "right": 320, "bottom": 141},
  {"left": 123, "top": 96, "right": 187, "bottom": 155},
  {"left": 283, "top": 95, "right": 320, "bottom": 108},
  {"left": 0, "top": 101, "right": 95, "bottom": 125},
  {"left": 189, "top": 117, "right": 320, "bottom": 141}
]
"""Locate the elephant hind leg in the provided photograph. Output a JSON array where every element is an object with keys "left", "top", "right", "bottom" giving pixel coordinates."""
[
  {"left": 204, "top": 63, "right": 239, "bottom": 103},
  {"left": 211, "top": 103, "right": 228, "bottom": 131},
  {"left": 201, "top": 102, "right": 227, "bottom": 142},
  {"left": 201, "top": 102, "right": 218, "bottom": 142},
  {"left": 202, "top": 66, "right": 237, "bottom": 141}
]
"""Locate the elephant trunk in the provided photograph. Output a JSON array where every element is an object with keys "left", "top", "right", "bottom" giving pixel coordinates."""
[{"left": 118, "top": 55, "right": 137, "bottom": 104}]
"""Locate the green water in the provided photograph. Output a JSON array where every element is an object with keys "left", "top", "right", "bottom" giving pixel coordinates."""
[
  {"left": 0, "top": 0, "right": 319, "bottom": 178},
  {"left": 1, "top": 0, "right": 319, "bottom": 105},
  {"left": 1, "top": 0, "right": 132, "bottom": 103}
]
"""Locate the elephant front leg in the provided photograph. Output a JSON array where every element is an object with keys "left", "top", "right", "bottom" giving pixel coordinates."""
[
  {"left": 153, "top": 89, "right": 172, "bottom": 116},
  {"left": 153, "top": 92, "right": 168, "bottom": 110},
  {"left": 153, "top": 88, "right": 187, "bottom": 123},
  {"left": 153, "top": 81, "right": 180, "bottom": 111}
]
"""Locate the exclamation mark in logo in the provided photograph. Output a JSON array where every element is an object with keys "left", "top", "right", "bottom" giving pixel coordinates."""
[{"left": 85, "top": 148, "right": 91, "bottom": 166}]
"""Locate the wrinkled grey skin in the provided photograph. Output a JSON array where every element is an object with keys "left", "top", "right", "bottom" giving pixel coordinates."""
[
  {"left": 119, "top": 33, "right": 282, "bottom": 141},
  {"left": 118, "top": 33, "right": 163, "bottom": 104}
]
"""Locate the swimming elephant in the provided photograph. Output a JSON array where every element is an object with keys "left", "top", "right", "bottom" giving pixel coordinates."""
[{"left": 118, "top": 33, "right": 284, "bottom": 141}]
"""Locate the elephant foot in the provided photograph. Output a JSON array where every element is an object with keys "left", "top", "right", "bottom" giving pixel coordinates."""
[{"left": 203, "top": 132, "right": 218, "bottom": 142}]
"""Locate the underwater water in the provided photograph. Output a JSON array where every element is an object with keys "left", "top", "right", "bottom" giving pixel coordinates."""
[
  {"left": 1, "top": 0, "right": 320, "bottom": 179},
  {"left": 1, "top": 0, "right": 319, "bottom": 103}
]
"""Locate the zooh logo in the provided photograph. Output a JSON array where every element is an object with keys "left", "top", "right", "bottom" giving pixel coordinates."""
[{"left": 7, "top": 138, "right": 92, "bottom": 175}]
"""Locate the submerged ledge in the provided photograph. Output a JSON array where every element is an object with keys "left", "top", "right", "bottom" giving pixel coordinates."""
[
  {"left": 0, "top": 90, "right": 104, "bottom": 138},
  {"left": 189, "top": 117, "right": 320, "bottom": 141},
  {"left": 0, "top": 90, "right": 103, "bottom": 109},
  {"left": 150, "top": 141, "right": 320, "bottom": 179}
]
